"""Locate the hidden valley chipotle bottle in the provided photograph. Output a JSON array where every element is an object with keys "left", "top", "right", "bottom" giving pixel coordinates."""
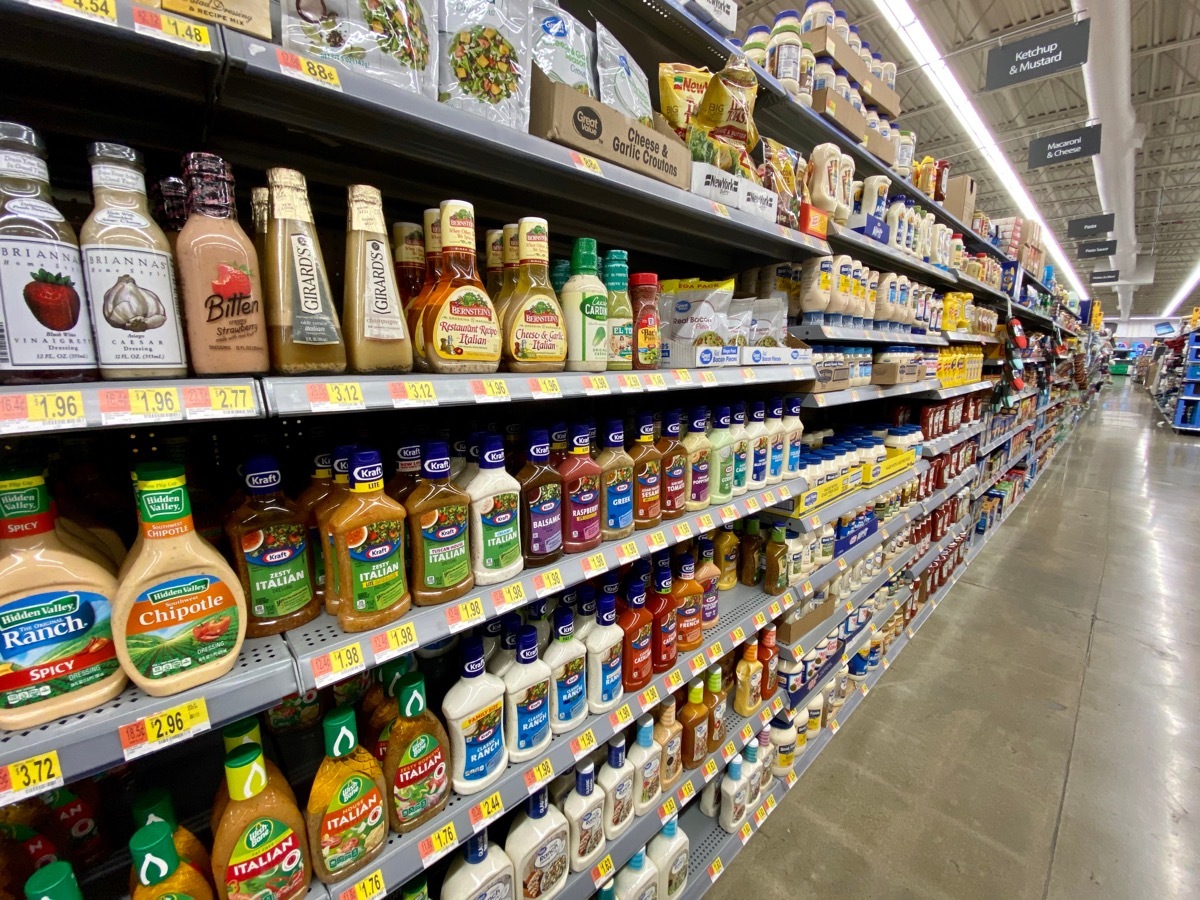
[{"left": 113, "top": 463, "right": 246, "bottom": 698}]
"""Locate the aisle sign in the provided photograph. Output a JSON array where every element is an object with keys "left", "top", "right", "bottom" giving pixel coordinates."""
[
  {"left": 1090, "top": 269, "right": 1120, "bottom": 284},
  {"left": 985, "top": 19, "right": 1090, "bottom": 90},
  {"left": 1077, "top": 240, "right": 1117, "bottom": 259},
  {"left": 1028, "top": 125, "right": 1101, "bottom": 170},
  {"left": 1067, "top": 213, "right": 1114, "bottom": 238}
]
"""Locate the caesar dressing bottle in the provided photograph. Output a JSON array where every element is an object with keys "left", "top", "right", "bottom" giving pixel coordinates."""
[
  {"left": 343, "top": 185, "right": 413, "bottom": 373},
  {"left": 383, "top": 672, "right": 451, "bottom": 833},
  {"left": 443, "top": 637, "right": 507, "bottom": 795},
  {"left": 504, "top": 626, "right": 553, "bottom": 762},
  {"left": 264, "top": 168, "right": 346, "bottom": 375}
]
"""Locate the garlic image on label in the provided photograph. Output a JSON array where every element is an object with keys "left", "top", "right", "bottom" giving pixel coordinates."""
[{"left": 102, "top": 274, "right": 168, "bottom": 331}]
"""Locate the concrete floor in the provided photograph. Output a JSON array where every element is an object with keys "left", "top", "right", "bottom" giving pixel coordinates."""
[{"left": 713, "top": 380, "right": 1200, "bottom": 899}]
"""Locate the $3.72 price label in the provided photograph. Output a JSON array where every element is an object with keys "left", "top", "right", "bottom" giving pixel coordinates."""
[
  {"left": 118, "top": 699, "right": 210, "bottom": 761},
  {"left": 0, "top": 751, "right": 63, "bottom": 807}
]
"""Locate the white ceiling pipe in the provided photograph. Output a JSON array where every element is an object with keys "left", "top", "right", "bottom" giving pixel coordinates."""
[{"left": 1072, "top": 0, "right": 1141, "bottom": 318}]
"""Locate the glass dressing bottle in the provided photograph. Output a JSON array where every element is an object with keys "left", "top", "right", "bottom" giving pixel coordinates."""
[
  {"left": 391, "top": 221, "right": 425, "bottom": 306},
  {"left": 407, "top": 208, "right": 441, "bottom": 371},
  {"left": 502, "top": 217, "right": 567, "bottom": 372},
  {"left": 343, "top": 185, "right": 413, "bottom": 373}
]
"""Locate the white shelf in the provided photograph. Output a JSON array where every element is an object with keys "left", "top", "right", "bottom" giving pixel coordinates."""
[
  {"left": 799, "top": 380, "right": 941, "bottom": 408},
  {"left": 790, "top": 325, "right": 948, "bottom": 346}
]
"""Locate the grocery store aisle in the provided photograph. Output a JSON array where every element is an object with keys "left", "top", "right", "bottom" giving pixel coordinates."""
[{"left": 714, "top": 382, "right": 1200, "bottom": 900}]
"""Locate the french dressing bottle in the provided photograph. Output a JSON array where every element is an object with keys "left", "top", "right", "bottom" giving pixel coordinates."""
[
  {"left": 79, "top": 142, "right": 188, "bottom": 379},
  {"left": 405, "top": 441, "right": 474, "bottom": 606},
  {"left": 696, "top": 536, "right": 722, "bottom": 628},
  {"left": 407, "top": 208, "right": 441, "bottom": 371},
  {"left": 656, "top": 410, "right": 688, "bottom": 521},
  {"left": 672, "top": 553, "right": 704, "bottom": 652},
  {"left": 597, "top": 418, "right": 635, "bottom": 541},
  {"left": 383, "top": 672, "right": 452, "bottom": 833},
  {"left": 264, "top": 168, "right": 346, "bottom": 374},
  {"left": 305, "top": 708, "right": 388, "bottom": 884},
  {"left": 343, "top": 185, "right": 413, "bottom": 374}
]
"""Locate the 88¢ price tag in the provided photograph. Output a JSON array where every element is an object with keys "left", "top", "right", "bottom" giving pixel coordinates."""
[{"left": 276, "top": 48, "right": 343, "bottom": 90}]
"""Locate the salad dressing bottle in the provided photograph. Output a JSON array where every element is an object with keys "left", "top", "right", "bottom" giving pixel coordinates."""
[
  {"left": 305, "top": 708, "right": 387, "bottom": 884},
  {"left": 714, "top": 525, "right": 739, "bottom": 591},
  {"left": 487, "top": 612, "right": 522, "bottom": 678},
  {"left": 682, "top": 407, "right": 712, "bottom": 512},
  {"left": 707, "top": 405, "right": 735, "bottom": 505},
  {"left": 604, "top": 250, "right": 633, "bottom": 371},
  {"left": 739, "top": 519, "right": 765, "bottom": 586},
  {"left": 79, "top": 142, "right": 188, "bottom": 379},
  {"left": 653, "top": 700, "right": 683, "bottom": 793},
  {"left": 443, "top": 637, "right": 507, "bottom": 795},
  {"left": 672, "top": 553, "right": 705, "bottom": 652},
  {"left": 484, "top": 228, "right": 504, "bottom": 297},
  {"left": 391, "top": 221, "right": 425, "bottom": 306},
  {"left": 618, "top": 580, "right": 653, "bottom": 691},
  {"left": 563, "top": 761, "right": 606, "bottom": 873},
  {"left": 729, "top": 402, "right": 750, "bottom": 496},
  {"left": 343, "top": 185, "right": 413, "bottom": 373},
  {"left": 559, "top": 423, "right": 603, "bottom": 553},
  {"left": 502, "top": 218, "right": 567, "bottom": 372},
  {"left": 516, "top": 429, "right": 564, "bottom": 568},
  {"left": 296, "top": 451, "right": 334, "bottom": 605},
  {"left": 678, "top": 680, "right": 709, "bottom": 769},
  {"left": 627, "top": 716, "right": 662, "bottom": 816},
  {"left": 407, "top": 208, "right": 441, "bottom": 371},
  {"left": 421, "top": 200, "right": 501, "bottom": 373},
  {"left": 647, "top": 815, "right": 689, "bottom": 899},
  {"left": 386, "top": 441, "right": 423, "bottom": 507},
  {"left": 628, "top": 413, "right": 662, "bottom": 530},
  {"left": 596, "top": 736, "right": 635, "bottom": 840},
  {"left": 212, "top": 744, "right": 310, "bottom": 900},
  {"left": 210, "top": 717, "right": 297, "bottom": 839},
  {"left": 503, "top": 626, "right": 552, "bottom": 763},
  {"left": 655, "top": 411, "right": 688, "bottom": 521},
  {"left": 226, "top": 454, "right": 319, "bottom": 638},
  {"left": 763, "top": 526, "right": 789, "bottom": 595},
  {"left": 646, "top": 563, "right": 677, "bottom": 673},
  {"left": 765, "top": 399, "right": 787, "bottom": 484},
  {"left": 562, "top": 238, "right": 608, "bottom": 372},
  {"left": 251, "top": 187, "right": 269, "bottom": 264},
  {"left": 405, "top": 441, "right": 474, "bottom": 606},
  {"left": 544, "top": 607, "right": 587, "bottom": 734},
  {"left": 362, "top": 657, "right": 411, "bottom": 761},
  {"left": 113, "top": 463, "right": 246, "bottom": 698},
  {"left": 264, "top": 168, "right": 346, "bottom": 375},
  {"left": 329, "top": 450, "right": 411, "bottom": 632},
  {"left": 442, "top": 830, "right": 516, "bottom": 900},
  {"left": 383, "top": 672, "right": 451, "bottom": 833},
  {"left": 733, "top": 639, "right": 764, "bottom": 715},
  {"left": 129, "top": 821, "right": 214, "bottom": 900},
  {"left": 129, "top": 789, "right": 211, "bottom": 894},
  {"left": 489, "top": 223, "right": 519, "bottom": 327},
  {"left": 505, "top": 787, "right": 569, "bottom": 900},
  {"left": 585, "top": 591, "right": 624, "bottom": 714},
  {"left": 597, "top": 419, "right": 635, "bottom": 541},
  {"left": 703, "top": 666, "right": 728, "bottom": 752},
  {"left": 744, "top": 402, "right": 770, "bottom": 491},
  {"left": 315, "top": 444, "right": 356, "bottom": 615},
  {"left": 614, "top": 848, "right": 657, "bottom": 900},
  {"left": 467, "top": 436, "right": 523, "bottom": 585},
  {"left": 781, "top": 397, "right": 805, "bottom": 475},
  {"left": 695, "top": 536, "right": 721, "bottom": 629}
]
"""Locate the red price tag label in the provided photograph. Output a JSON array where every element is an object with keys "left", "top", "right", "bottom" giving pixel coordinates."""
[
  {"left": 616, "top": 540, "right": 640, "bottom": 565},
  {"left": 389, "top": 380, "right": 437, "bottom": 408},
  {"left": 608, "top": 704, "right": 634, "bottom": 729},
  {"left": 523, "top": 758, "right": 554, "bottom": 793},
  {"left": 582, "top": 552, "right": 609, "bottom": 576},
  {"left": 310, "top": 642, "right": 366, "bottom": 688},
  {"left": 688, "top": 654, "right": 707, "bottom": 674},
  {"left": 702, "top": 758, "right": 719, "bottom": 781},
  {"left": 569, "top": 729, "right": 597, "bottom": 759}
]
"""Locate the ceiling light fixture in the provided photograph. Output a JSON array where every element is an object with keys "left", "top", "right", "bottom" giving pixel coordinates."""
[
  {"left": 866, "top": 0, "right": 1090, "bottom": 300},
  {"left": 1160, "top": 258, "right": 1200, "bottom": 317}
]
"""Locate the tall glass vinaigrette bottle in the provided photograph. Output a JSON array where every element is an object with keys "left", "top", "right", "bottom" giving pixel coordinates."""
[
  {"left": 343, "top": 185, "right": 412, "bottom": 373},
  {"left": 392, "top": 221, "right": 425, "bottom": 307},
  {"left": 407, "top": 208, "right": 441, "bottom": 371},
  {"left": 264, "top": 167, "right": 346, "bottom": 375}
]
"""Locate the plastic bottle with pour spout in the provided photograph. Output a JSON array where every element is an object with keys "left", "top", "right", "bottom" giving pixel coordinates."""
[
  {"left": 443, "top": 637, "right": 508, "bottom": 794},
  {"left": 562, "top": 238, "right": 608, "bottom": 371}
]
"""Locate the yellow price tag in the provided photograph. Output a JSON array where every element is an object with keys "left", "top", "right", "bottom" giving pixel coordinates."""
[
  {"left": 741, "top": 367, "right": 756, "bottom": 381},
  {"left": 829, "top": 717, "right": 840, "bottom": 734},
  {"left": 582, "top": 551, "right": 609, "bottom": 576},
  {"left": 699, "top": 370, "right": 718, "bottom": 384},
  {"left": 492, "top": 581, "right": 526, "bottom": 611},
  {"left": 307, "top": 381, "right": 363, "bottom": 411},
  {"left": 390, "top": 380, "right": 438, "bottom": 407},
  {"left": 524, "top": 757, "right": 555, "bottom": 792},
  {"left": 836, "top": 557, "right": 848, "bottom": 572},
  {"left": 688, "top": 653, "right": 707, "bottom": 674},
  {"left": 882, "top": 657, "right": 890, "bottom": 669},
  {"left": 347, "top": 868, "right": 386, "bottom": 900},
  {"left": 569, "top": 728, "right": 597, "bottom": 759},
  {"left": 739, "top": 821, "right": 753, "bottom": 843},
  {"left": 769, "top": 601, "right": 782, "bottom": 617},
  {"left": 666, "top": 668, "right": 684, "bottom": 690},
  {"left": 697, "top": 513, "right": 715, "bottom": 531},
  {"left": 133, "top": 8, "right": 211, "bottom": 47},
  {"left": 730, "top": 626, "right": 746, "bottom": 643},
  {"left": 570, "top": 151, "right": 604, "bottom": 177},
  {"left": 468, "top": 791, "right": 505, "bottom": 831},
  {"left": 56, "top": 0, "right": 117, "bottom": 22},
  {"left": 446, "top": 597, "right": 486, "bottom": 633},
  {"left": 583, "top": 375, "right": 611, "bottom": 395},
  {"left": 719, "top": 505, "right": 738, "bottom": 524},
  {"left": 618, "top": 373, "right": 643, "bottom": 392},
  {"left": 678, "top": 780, "right": 696, "bottom": 801},
  {"left": 638, "top": 684, "right": 661, "bottom": 709},
  {"left": 645, "top": 531, "right": 668, "bottom": 551},
  {"left": 671, "top": 521, "right": 693, "bottom": 540},
  {"left": 762, "top": 490, "right": 777, "bottom": 505},
  {"left": 616, "top": 540, "right": 640, "bottom": 564},
  {"left": 745, "top": 496, "right": 761, "bottom": 513},
  {"left": 779, "top": 485, "right": 792, "bottom": 500},
  {"left": 752, "top": 611, "right": 767, "bottom": 629},
  {"left": 658, "top": 796, "right": 678, "bottom": 821},
  {"left": 860, "top": 683, "right": 870, "bottom": 696},
  {"left": 645, "top": 372, "right": 667, "bottom": 390},
  {"left": 311, "top": 641, "right": 366, "bottom": 687},
  {"left": 129, "top": 386, "right": 181, "bottom": 417},
  {"left": 705, "top": 641, "right": 724, "bottom": 662},
  {"left": 370, "top": 621, "right": 418, "bottom": 664},
  {"left": 532, "top": 377, "right": 561, "bottom": 398},
  {"left": 24, "top": 391, "right": 84, "bottom": 423},
  {"left": 710, "top": 200, "right": 731, "bottom": 217},
  {"left": 0, "top": 751, "right": 62, "bottom": 804},
  {"left": 786, "top": 771, "right": 798, "bottom": 789},
  {"left": 802, "top": 580, "right": 813, "bottom": 596},
  {"left": 532, "top": 568, "right": 564, "bottom": 598},
  {"left": 740, "top": 722, "right": 754, "bottom": 743},
  {"left": 418, "top": 821, "right": 457, "bottom": 867},
  {"left": 720, "top": 740, "right": 736, "bottom": 761},
  {"left": 702, "top": 758, "right": 719, "bottom": 781},
  {"left": 708, "top": 856, "right": 725, "bottom": 881},
  {"left": 144, "top": 699, "right": 208, "bottom": 745},
  {"left": 672, "top": 369, "right": 694, "bottom": 384},
  {"left": 591, "top": 855, "right": 615, "bottom": 886},
  {"left": 276, "top": 48, "right": 342, "bottom": 89},
  {"left": 473, "top": 379, "right": 510, "bottom": 402},
  {"left": 608, "top": 704, "right": 634, "bottom": 728}
]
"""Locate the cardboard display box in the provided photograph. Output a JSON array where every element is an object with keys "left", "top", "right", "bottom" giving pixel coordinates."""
[
  {"left": 860, "top": 449, "right": 916, "bottom": 485},
  {"left": 871, "top": 362, "right": 925, "bottom": 385},
  {"left": 944, "top": 174, "right": 977, "bottom": 225},
  {"left": 861, "top": 79, "right": 901, "bottom": 120},
  {"left": 806, "top": 364, "right": 852, "bottom": 393},
  {"left": 778, "top": 596, "right": 836, "bottom": 645},
  {"left": 811, "top": 88, "right": 869, "bottom": 143},
  {"left": 529, "top": 69, "right": 691, "bottom": 190},
  {"left": 865, "top": 129, "right": 896, "bottom": 166},
  {"left": 689, "top": 163, "right": 778, "bottom": 223}
]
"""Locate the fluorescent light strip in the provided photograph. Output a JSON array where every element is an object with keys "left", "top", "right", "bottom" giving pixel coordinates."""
[
  {"left": 1161, "top": 258, "right": 1200, "bottom": 317},
  {"left": 867, "top": 0, "right": 1090, "bottom": 300}
]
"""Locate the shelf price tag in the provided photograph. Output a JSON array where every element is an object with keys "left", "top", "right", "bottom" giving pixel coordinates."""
[
  {"left": 99, "top": 386, "right": 183, "bottom": 425},
  {"left": 859, "top": 683, "right": 870, "bottom": 697},
  {"left": 740, "top": 820, "right": 754, "bottom": 843},
  {"left": 710, "top": 200, "right": 731, "bottom": 218},
  {"left": 829, "top": 718, "right": 840, "bottom": 734},
  {"left": 608, "top": 704, "right": 633, "bottom": 729},
  {"left": 762, "top": 490, "right": 777, "bottom": 505},
  {"left": 638, "top": 685, "right": 660, "bottom": 709},
  {"left": 739, "top": 723, "right": 754, "bottom": 743},
  {"left": 276, "top": 48, "right": 342, "bottom": 90},
  {"left": 570, "top": 151, "right": 604, "bottom": 177},
  {"left": 718, "top": 505, "right": 738, "bottom": 524},
  {"left": 590, "top": 855, "right": 615, "bottom": 887},
  {"left": 306, "top": 381, "right": 363, "bottom": 412},
  {"left": 740, "top": 367, "right": 756, "bottom": 381},
  {"left": 785, "top": 771, "right": 798, "bottom": 789},
  {"left": 581, "top": 375, "right": 610, "bottom": 396},
  {"left": 369, "top": 621, "right": 418, "bottom": 665},
  {"left": 418, "top": 821, "right": 457, "bottom": 868},
  {"left": 719, "top": 740, "right": 736, "bottom": 762},
  {"left": 766, "top": 795, "right": 777, "bottom": 813},
  {"left": 468, "top": 791, "right": 505, "bottom": 832},
  {"left": 702, "top": 758, "right": 719, "bottom": 782},
  {"left": 768, "top": 601, "right": 783, "bottom": 617},
  {"left": 581, "top": 552, "right": 608, "bottom": 576},
  {"left": 752, "top": 805, "right": 767, "bottom": 827},
  {"left": 0, "top": 751, "right": 63, "bottom": 807},
  {"left": 705, "top": 641, "right": 724, "bottom": 662},
  {"left": 644, "top": 372, "right": 667, "bottom": 391},
  {"left": 687, "top": 654, "right": 707, "bottom": 674},
  {"left": 471, "top": 379, "right": 510, "bottom": 403},
  {"left": 671, "top": 521, "right": 693, "bottom": 541},
  {"left": 0, "top": 390, "right": 86, "bottom": 433},
  {"left": 672, "top": 369, "right": 693, "bottom": 385},
  {"left": 531, "top": 568, "right": 564, "bottom": 599},
  {"left": 527, "top": 377, "right": 561, "bottom": 400},
  {"left": 34, "top": 0, "right": 117, "bottom": 24},
  {"left": 696, "top": 513, "right": 715, "bottom": 531},
  {"left": 340, "top": 868, "right": 386, "bottom": 900},
  {"left": 745, "top": 496, "right": 761, "bottom": 513},
  {"left": 389, "top": 380, "right": 437, "bottom": 408},
  {"left": 665, "top": 668, "right": 684, "bottom": 690},
  {"left": 677, "top": 780, "right": 696, "bottom": 802},
  {"left": 617, "top": 373, "right": 643, "bottom": 392},
  {"left": 657, "top": 796, "right": 678, "bottom": 823},
  {"left": 182, "top": 384, "right": 256, "bottom": 420},
  {"left": 491, "top": 581, "right": 526, "bottom": 613},
  {"left": 644, "top": 531, "right": 667, "bottom": 551},
  {"left": 759, "top": 707, "right": 772, "bottom": 726},
  {"left": 699, "top": 370, "right": 718, "bottom": 385},
  {"left": 707, "top": 856, "right": 725, "bottom": 882},
  {"left": 779, "top": 484, "right": 792, "bottom": 500},
  {"left": 446, "top": 597, "right": 487, "bottom": 634},
  {"left": 770, "top": 696, "right": 784, "bottom": 714},
  {"left": 730, "top": 626, "right": 746, "bottom": 643},
  {"left": 616, "top": 540, "right": 640, "bottom": 565},
  {"left": 132, "top": 7, "right": 211, "bottom": 48},
  {"left": 523, "top": 757, "right": 554, "bottom": 793},
  {"left": 119, "top": 699, "right": 210, "bottom": 761},
  {"left": 569, "top": 728, "right": 597, "bottom": 760},
  {"left": 310, "top": 642, "right": 366, "bottom": 688},
  {"left": 808, "top": 514, "right": 822, "bottom": 529}
]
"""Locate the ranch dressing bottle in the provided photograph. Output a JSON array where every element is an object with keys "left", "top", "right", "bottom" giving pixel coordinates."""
[
  {"left": 467, "top": 436, "right": 523, "bottom": 585},
  {"left": 506, "top": 787, "right": 569, "bottom": 900},
  {"left": 585, "top": 591, "right": 624, "bottom": 714},
  {"left": 596, "top": 735, "right": 635, "bottom": 839},
  {"left": 562, "top": 237, "right": 608, "bottom": 371},
  {"left": 80, "top": 142, "right": 188, "bottom": 379},
  {"left": 564, "top": 761, "right": 606, "bottom": 873},
  {"left": 504, "top": 625, "right": 553, "bottom": 762},
  {"left": 544, "top": 606, "right": 588, "bottom": 734},
  {"left": 443, "top": 637, "right": 508, "bottom": 795}
]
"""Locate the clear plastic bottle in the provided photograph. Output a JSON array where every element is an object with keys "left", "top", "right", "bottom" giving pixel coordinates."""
[
  {"left": 647, "top": 816, "right": 689, "bottom": 899},
  {"left": 729, "top": 402, "right": 751, "bottom": 496},
  {"left": 506, "top": 787, "right": 569, "bottom": 900},
  {"left": 718, "top": 754, "right": 749, "bottom": 833}
]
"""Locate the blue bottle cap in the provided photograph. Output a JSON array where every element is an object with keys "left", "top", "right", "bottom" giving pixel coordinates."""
[
  {"left": 552, "top": 606, "right": 574, "bottom": 640},
  {"left": 421, "top": 441, "right": 451, "bottom": 479},
  {"left": 516, "top": 625, "right": 539, "bottom": 663},
  {"left": 480, "top": 435, "right": 505, "bottom": 469},
  {"left": 243, "top": 454, "right": 282, "bottom": 494},
  {"left": 527, "top": 429, "right": 550, "bottom": 462}
]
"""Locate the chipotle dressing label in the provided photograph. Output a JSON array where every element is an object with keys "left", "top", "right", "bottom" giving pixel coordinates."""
[
  {"left": 392, "top": 731, "right": 449, "bottom": 824},
  {"left": 634, "top": 458, "right": 660, "bottom": 521},
  {"left": 459, "top": 697, "right": 503, "bottom": 783},
  {"left": 347, "top": 519, "right": 407, "bottom": 612},
  {"left": 241, "top": 523, "right": 311, "bottom": 619},
  {"left": 80, "top": 247, "right": 187, "bottom": 369},
  {"left": 225, "top": 817, "right": 306, "bottom": 900},
  {"left": 126, "top": 574, "right": 239, "bottom": 680},
  {"left": 524, "top": 483, "right": 562, "bottom": 555},
  {"left": 417, "top": 505, "right": 470, "bottom": 588},
  {"left": 479, "top": 492, "right": 520, "bottom": 571},
  {"left": 430, "top": 287, "right": 500, "bottom": 361},
  {"left": 604, "top": 466, "right": 633, "bottom": 530},
  {"left": 565, "top": 474, "right": 600, "bottom": 543},
  {"left": 320, "top": 774, "right": 386, "bottom": 875},
  {"left": 0, "top": 238, "right": 97, "bottom": 372},
  {"left": 288, "top": 233, "right": 341, "bottom": 345}
]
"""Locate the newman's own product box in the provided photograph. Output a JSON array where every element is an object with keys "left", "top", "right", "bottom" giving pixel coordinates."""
[
  {"left": 529, "top": 68, "right": 691, "bottom": 190},
  {"left": 163, "top": 0, "right": 269, "bottom": 37},
  {"left": 690, "top": 163, "right": 778, "bottom": 223}
]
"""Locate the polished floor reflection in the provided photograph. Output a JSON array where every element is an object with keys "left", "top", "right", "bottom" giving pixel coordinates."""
[{"left": 712, "top": 379, "right": 1200, "bottom": 899}]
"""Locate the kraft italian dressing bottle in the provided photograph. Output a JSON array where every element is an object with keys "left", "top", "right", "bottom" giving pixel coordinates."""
[
  {"left": 443, "top": 637, "right": 507, "bottom": 795},
  {"left": 442, "top": 830, "right": 516, "bottom": 900},
  {"left": 504, "top": 625, "right": 552, "bottom": 763},
  {"left": 585, "top": 591, "right": 624, "bottom": 714}
]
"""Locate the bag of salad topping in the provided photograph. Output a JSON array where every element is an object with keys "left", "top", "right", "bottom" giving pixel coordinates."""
[
  {"left": 659, "top": 63, "right": 712, "bottom": 141},
  {"left": 749, "top": 296, "right": 787, "bottom": 346},
  {"left": 532, "top": 0, "right": 596, "bottom": 96},
  {"left": 670, "top": 278, "right": 734, "bottom": 366},
  {"left": 439, "top": 0, "right": 532, "bottom": 129},
  {"left": 596, "top": 21, "right": 653, "bottom": 125},
  {"left": 283, "top": 0, "right": 438, "bottom": 98}
]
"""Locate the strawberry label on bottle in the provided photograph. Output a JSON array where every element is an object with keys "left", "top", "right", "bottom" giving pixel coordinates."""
[
  {"left": 241, "top": 523, "right": 311, "bottom": 619},
  {"left": 459, "top": 698, "right": 503, "bottom": 783},
  {"left": 430, "top": 287, "right": 500, "bottom": 362},
  {"left": 524, "top": 483, "right": 562, "bottom": 555},
  {"left": 321, "top": 774, "right": 386, "bottom": 875},
  {"left": 604, "top": 466, "right": 633, "bottom": 530},
  {"left": 225, "top": 817, "right": 306, "bottom": 900},
  {"left": 479, "top": 492, "right": 520, "bottom": 571},
  {"left": 418, "top": 505, "right": 469, "bottom": 589},
  {"left": 347, "top": 518, "right": 407, "bottom": 612},
  {"left": 565, "top": 474, "right": 600, "bottom": 543},
  {"left": 0, "top": 243, "right": 97, "bottom": 372},
  {"left": 204, "top": 262, "right": 262, "bottom": 350},
  {"left": 392, "top": 731, "right": 449, "bottom": 825}
]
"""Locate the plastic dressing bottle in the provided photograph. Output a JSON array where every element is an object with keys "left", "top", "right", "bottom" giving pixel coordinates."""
[
  {"left": 504, "top": 626, "right": 553, "bottom": 762},
  {"left": 708, "top": 405, "right": 735, "bottom": 505},
  {"left": 628, "top": 715, "right": 662, "bottom": 816},
  {"left": 596, "top": 736, "right": 635, "bottom": 839},
  {"left": 443, "top": 637, "right": 507, "bottom": 795},
  {"left": 586, "top": 592, "right": 625, "bottom": 714},
  {"left": 467, "top": 436, "right": 523, "bottom": 585},
  {"left": 545, "top": 606, "right": 588, "bottom": 734}
]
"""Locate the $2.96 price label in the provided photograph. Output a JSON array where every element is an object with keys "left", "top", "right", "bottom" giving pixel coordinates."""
[
  {"left": 119, "top": 699, "right": 210, "bottom": 761},
  {"left": 0, "top": 751, "right": 63, "bottom": 807}
]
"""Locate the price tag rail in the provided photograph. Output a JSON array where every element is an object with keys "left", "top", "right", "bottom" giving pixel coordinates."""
[
  {"left": 920, "top": 421, "right": 986, "bottom": 458},
  {"left": 0, "top": 635, "right": 296, "bottom": 802},
  {"left": 795, "top": 378, "right": 944, "bottom": 409}
]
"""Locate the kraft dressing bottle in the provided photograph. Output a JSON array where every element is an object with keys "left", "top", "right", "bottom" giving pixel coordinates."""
[{"left": 443, "top": 637, "right": 507, "bottom": 795}]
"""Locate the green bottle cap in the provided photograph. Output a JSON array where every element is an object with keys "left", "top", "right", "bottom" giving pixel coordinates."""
[
  {"left": 134, "top": 461, "right": 186, "bottom": 483},
  {"left": 401, "top": 876, "right": 430, "bottom": 900},
  {"left": 131, "top": 787, "right": 178, "bottom": 831},
  {"left": 129, "top": 820, "right": 179, "bottom": 887},
  {"left": 550, "top": 259, "right": 571, "bottom": 294},
  {"left": 323, "top": 706, "right": 359, "bottom": 758},
  {"left": 222, "top": 716, "right": 263, "bottom": 753},
  {"left": 224, "top": 744, "right": 268, "bottom": 802},
  {"left": 688, "top": 680, "right": 705, "bottom": 703},
  {"left": 23, "top": 861, "right": 82, "bottom": 900},
  {"left": 746, "top": 519, "right": 761, "bottom": 535},
  {"left": 571, "top": 237, "right": 599, "bottom": 275},
  {"left": 603, "top": 250, "right": 628, "bottom": 291},
  {"left": 706, "top": 666, "right": 722, "bottom": 690},
  {"left": 397, "top": 671, "right": 428, "bottom": 719},
  {"left": 380, "top": 656, "right": 413, "bottom": 699},
  {"left": 771, "top": 526, "right": 786, "bottom": 542}
]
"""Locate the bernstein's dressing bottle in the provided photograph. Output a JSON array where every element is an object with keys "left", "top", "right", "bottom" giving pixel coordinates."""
[
  {"left": 174, "top": 152, "right": 269, "bottom": 376},
  {"left": 628, "top": 413, "right": 662, "bottom": 530},
  {"left": 113, "top": 463, "right": 246, "bottom": 698},
  {"left": 343, "top": 185, "right": 413, "bottom": 374},
  {"left": 391, "top": 221, "right": 425, "bottom": 306},
  {"left": 504, "top": 625, "right": 552, "bottom": 763},
  {"left": 406, "top": 441, "right": 474, "bottom": 606},
  {"left": 559, "top": 422, "right": 603, "bottom": 553},
  {"left": 79, "top": 142, "right": 188, "bottom": 380},
  {"left": 296, "top": 451, "right": 334, "bottom": 605},
  {"left": 315, "top": 444, "right": 356, "bottom": 615},
  {"left": 130, "top": 821, "right": 214, "bottom": 900},
  {"left": 467, "top": 436, "right": 523, "bottom": 586},
  {"left": 516, "top": 429, "right": 564, "bottom": 568},
  {"left": 0, "top": 469, "right": 125, "bottom": 729},
  {"left": 490, "top": 223, "right": 519, "bottom": 327},
  {"left": 597, "top": 418, "right": 635, "bottom": 541},
  {"left": 422, "top": 200, "right": 501, "bottom": 374},
  {"left": 226, "top": 454, "right": 320, "bottom": 638},
  {"left": 678, "top": 680, "right": 709, "bottom": 769},
  {"left": 672, "top": 553, "right": 705, "bottom": 652},
  {"left": 383, "top": 671, "right": 451, "bottom": 833},
  {"left": 502, "top": 217, "right": 567, "bottom": 372},
  {"left": 484, "top": 227, "right": 504, "bottom": 297},
  {"left": 407, "top": 208, "right": 442, "bottom": 371},
  {"left": 443, "top": 637, "right": 507, "bottom": 795},
  {"left": 264, "top": 167, "right": 346, "bottom": 375},
  {"left": 618, "top": 579, "right": 654, "bottom": 691},
  {"left": 656, "top": 410, "right": 688, "bottom": 521},
  {"left": 329, "top": 450, "right": 411, "bottom": 632},
  {"left": 305, "top": 708, "right": 387, "bottom": 884},
  {"left": 212, "top": 744, "right": 310, "bottom": 900},
  {"left": 585, "top": 591, "right": 624, "bottom": 714}
]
